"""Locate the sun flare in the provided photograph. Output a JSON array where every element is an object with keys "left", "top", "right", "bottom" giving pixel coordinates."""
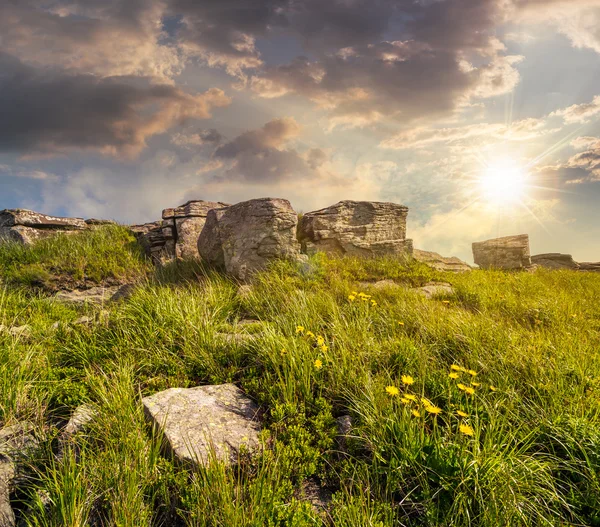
[{"left": 479, "top": 159, "right": 528, "bottom": 205}]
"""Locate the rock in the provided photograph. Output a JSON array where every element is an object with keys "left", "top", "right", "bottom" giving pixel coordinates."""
[
  {"left": 298, "top": 479, "right": 333, "bottom": 513},
  {"left": 73, "top": 316, "right": 93, "bottom": 326},
  {"left": 336, "top": 415, "right": 353, "bottom": 454},
  {"left": 62, "top": 405, "right": 96, "bottom": 437},
  {"left": 237, "top": 285, "right": 253, "bottom": 299},
  {"left": 413, "top": 249, "right": 472, "bottom": 272},
  {"left": 0, "top": 422, "right": 38, "bottom": 527},
  {"left": 142, "top": 384, "right": 262, "bottom": 467},
  {"left": 55, "top": 286, "right": 121, "bottom": 305},
  {"left": 531, "top": 253, "right": 579, "bottom": 270},
  {"left": 357, "top": 279, "right": 401, "bottom": 290},
  {"left": 198, "top": 198, "right": 301, "bottom": 281},
  {"left": 578, "top": 262, "right": 600, "bottom": 272},
  {"left": 7, "top": 326, "right": 31, "bottom": 338},
  {"left": 130, "top": 221, "right": 174, "bottom": 264},
  {"left": 0, "top": 209, "right": 87, "bottom": 246},
  {"left": 415, "top": 282, "right": 454, "bottom": 299},
  {"left": 84, "top": 218, "right": 116, "bottom": 226},
  {"left": 472, "top": 234, "right": 531, "bottom": 270},
  {"left": 298, "top": 201, "right": 413, "bottom": 257}
]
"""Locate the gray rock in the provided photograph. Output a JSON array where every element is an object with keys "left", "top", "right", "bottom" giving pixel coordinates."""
[
  {"left": 142, "top": 384, "right": 262, "bottom": 467},
  {"left": 472, "top": 234, "right": 531, "bottom": 270},
  {"left": 73, "top": 316, "right": 93, "bottom": 326},
  {"left": 357, "top": 279, "right": 401, "bottom": 290},
  {"left": 0, "top": 209, "right": 87, "bottom": 247},
  {"left": 0, "top": 462, "right": 15, "bottom": 527},
  {"left": 198, "top": 198, "right": 301, "bottom": 281},
  {"left": 55, "top": 286, "right": 121, "bottom": 305},
  {"left": 415, "top": 282, "right": 455, "bottom": 299},
  {"left": 6, "top": 326, "right": 31, "bottom": 338},
  {"left": 413, "top": 249, "right": 472, "bottom": 272},
  {"left": 56, "top": 405, "right": 97, "bottom": 461},
  {"left": 298, "top": 201, "right": 413, "bottom": 257},
  {"left": 336, "top": 415, "right": 353, "bottom": 454},
  {"left": 578, "top": 261, "right": 600, "bottom": 272},
  {"left": 531, "top": 253, "right": 579, "bottom": 270},
  {"left": 299, "top": 479, "right": 333, "bottom": 513}
]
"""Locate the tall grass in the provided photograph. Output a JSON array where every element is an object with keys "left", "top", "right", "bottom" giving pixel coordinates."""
[{"left": 1, "top": 235, "right": 599, "bottom": 525}]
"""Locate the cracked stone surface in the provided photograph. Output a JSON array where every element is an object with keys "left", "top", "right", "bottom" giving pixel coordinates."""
[
  {"left": 472, "top": 234, "right": 531, "bottom": 270},
  {"left": 142, "top": 384, "right": 262, "bottom": 467},
  {"left": 415, "top": 282, "right": 455, "bottom": 299}
]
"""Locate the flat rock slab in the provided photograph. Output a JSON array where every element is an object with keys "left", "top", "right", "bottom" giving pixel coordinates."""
[
  {"left": 54, "top": 285, "right": 125, "bottom": 305},
  {"left": 413, "top": 249, "right": 471, "bottom": 272},
  {"left": 142, "top": 384, "right": 262, "bottom": 467},
  {"left": 414, "top": 282, "right": 455, "bottom": 299},
  {"left": 472, "top": 234, "right": 531, "bottom": 270}
]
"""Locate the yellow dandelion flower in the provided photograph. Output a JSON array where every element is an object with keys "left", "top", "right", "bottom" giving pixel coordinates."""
[
  {"left": 412, "top": 409, "right": 421, "bottom": 418},
  {"left": 398, "top": 321, "right": 405, "bottom": 326},
  {"left": 456, "top": 410, "right": 468, "bottom": 418},
  {"left": 296, "top": 326, "right": 305, "bottom": 334},
  {"left": 385, "top": 386, "right": 399, "bottom": 397},
  {"left": 306, "top": 331, "right": 315, "bottom": 338},
  {"left": 348, "top": 295, "right": 356, "bottom": 301},
  {"left": 314, "top": 359, "right": 323, "bottom": 370},
  {"left": 442, "top": 300, "right": 450, "bottom": 305},
  {"left": 280, "top": 348, "right": 287, "bottom": 356},
  {"left": 316, "top": 335, "right": 325, "bottom": 346},
  {"left": 459, "top": 423, "right": 474, "bottom": 436},
  {"left": 471, "top": 382, "right": 481, "bottom": 387},
  {"left": 358, "top": 292, "right": 368, "bottom": 297},
  {"left": 420, "top": 396, "right": 432, "bottom": 406},
  {"left": 371, "top": 300, "right": 377, "bottom": 307},
  {"left": 401, "top": 375, "right": 415, "bottom": 386},
  {"left": 467, "top": 370, "right": 477, "bottom": 376},
  {"left": 450, "top": 365, "right": 462, "bottom": 371},
  {"left": 400, "top": 397, "right": 411, "bottom": 405},
  {"left": 352, "top": 291, "right": 359, "bottom": 295},
  {"left": 404, "top": 394, "right": 417, "bottom": 402},
  {"left": 464, "top": 386, "right": 475, "bottom": 395},
  {"left": 321, "top": 344, "right": 329, "bottom": 353},
  {"left": 449, "top": 372, "right": 459, "bottom": 379},
  {"left": 489, "top": 385, "right": 497, "bottom": 392},
  {"left": 457, "top": 383, "right": 467, "bottom": 391},
  {"left": 425, "top": 404, "right": 442, "bottom": 415}
]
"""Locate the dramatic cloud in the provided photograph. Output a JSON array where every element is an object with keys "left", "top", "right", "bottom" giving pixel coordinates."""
[
  {"left": 0, "top": 53, "right": 230, "bottom": 157},
  {"left": 550, "top": 95, "right": 600, "bottom": 124}
]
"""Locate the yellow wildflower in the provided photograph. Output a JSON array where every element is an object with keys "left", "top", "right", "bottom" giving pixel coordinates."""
[
  {"left": 425, "top": 404, "right": 442, "bottom": 415},
  {"left": 316, "top": 335, "right": 325, "bottom": 346},
  {"left": 471, "top": 382, "right": 481, "bottom": 387},
  {"left": 442, "top": 300, "right": 450, "bottom": 305},
  {"left": 449, "top": 372, "right": 459, "bottom": 379},
  {"left": 457, "top": 383, "right": 467, "bottom": 391},
  {"left": 467, "top": 370, "right": 477, "bottom": 377},
  {"left": 280, "top": 349, "right": 287, "bottom": 356},
  {"left": 400, "top": 397, "right": 411, "bottom": 405},
  {"left": 450, "top": 365, "right": 462, "bottom": 372},
  {"left": 314, "top": 359, "right": 323, "bottom": 370},
  {"left": 398, "top": 321, "right": 405, "bottom": 326},
  {"left": 401, "top": 375, "right": 415, "bottom": 386},
  {"left": 404, "top": 394, "right": 418, "bottom": 402},
  {"left": 321, "top": 345, "right": 328, "bottom": 353},
  {"left": 456, "top": 410, "right": 468, "bottom": 418},
  {"left": 306, "top": 331, "right": 315, "bottom": 338},
  {"left": 385, "top": 386, "right": 399, "bottom": 397},
  {"left": 352, "top": 291, "right": 358, "bottom": 295},
  {"left": 296, "top": 326, "right": 305, "bottom": 334},
  {"left": 371, "top": 300, "right": 377, "bottom": 307},
  {"left": 464, "top": 386, "right": 475, "bottom": 395},
  {"left": 489, "top": 385, "right": 497, "bottom": 392},
  {"left": 412, "top": 409, "right": 421, "bottom": 418},
  {"left": 348, "top": 295, "right": 356, "bottom": 301},
  {"left": 459, "top": 423, "right": 474, "bottom": 437}
]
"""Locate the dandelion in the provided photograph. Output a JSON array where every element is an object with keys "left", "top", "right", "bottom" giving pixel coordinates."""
[
  {"left": 457, "top": 383, "right": 467, "bottom": 391},
  {"left": 467, "top": 369, "right": 477, "bottom": 376},
  {"left": 471, "top": 382, "right": 481, "bottom": 387},
  {"left": 316, "top": 335, "right": 325, "bottom": 346},
  {"left": 352, "top": 291, "right": 358, "bottom": 295},
  {"left": 371, "top": 300, "right": 377, "bottom": 307},
  {"left": 457, "top": 410, "right": 468, "bottom": 418},
  {"left": 385, "top": 386, "right": 399, "bottom": 397},
  {"left": 401, "top": 375, "right": 415, "bottom": 386},
  {"left": 314, "top": 359, "right": 323, "bottom": 370},
  {"left": 321, "top": 345, "right": 328, "bottom": 353},
  {"left": 306, "top": 331, "right": 315, "bottom": 338},
  {"left": 400, "top": 397, "right": 411, "bottom": 405},
  {"left": 489, "top": 385, "right": 497, "bottom": 392},
  {"left": 404, "top": 394, "right": 417, "bottom": 402},
  {"left": 459, "top": 423, "right": 474, "bottom": 437},
  {"left": 425, "top": 404, "right": 442, "bottom": 415},
  {"left": 348, "top": 295, "right": 356, "bottom": 301},
  {"left": 296, "top": 326, "right": 305, "bottom": 334},
  {"left": 398, "top": 321, "right": 405, "bottom": 326},
  {"left": 449, "top": 372, "right": 459, "bottom": 379},
  {"left": 412, "top": 409, "right": 421, "bottom": 418},
  {"left": 442, "top": 300, "right": 450, "bottom": 305},
  {"left": 280, "top": 348, "right": 287, "bottom": 356},
  {"left": 450, "top": 365, "right": 462, "bottom": 371},
  {"left": 464, "top": 386, "right": 475, "bottom": 395}
]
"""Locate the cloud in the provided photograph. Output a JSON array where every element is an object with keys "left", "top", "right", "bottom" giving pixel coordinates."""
[
  {"left": 0, "top": 164, "right": 58, "bottom": 181},
  {"left": 0, "top": 52, "right": 231, "bottom": 157},
  {"left": 537, "top": 137, "right": 600, "bottom": 183},
  {"left": 0, "top": 0, "right": 183, "bottom": 81},
  {"left": 550, "top": 95, "right": 600, "bottom": 124},
  {"left": 171, "top": 128, "right": 224, "bottom": 148}
]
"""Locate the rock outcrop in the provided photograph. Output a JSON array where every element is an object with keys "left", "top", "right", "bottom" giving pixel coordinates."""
[
  {"left": 142, "top": 384, "right": 262, "bottom": 467},
  {"left": 0, "top": 209, "right": 87, "bottom": 245},
  {"left": 472, "top": 234, "right": 531, "bottom": 270},
  {"left": 131, "top": 200, "right": 229, "bottom": 263},
  {"left": 298, "top": 201, "right": 413, "bottom": 257},
  {"left": 413, "top": 249, "right": 471, "bottom": 272},
  {"left": 531, "top": 253, "right": 579, "bottom": 270},
  {"left": 198, "top": 198, "right": 301, "bottom": 281}
]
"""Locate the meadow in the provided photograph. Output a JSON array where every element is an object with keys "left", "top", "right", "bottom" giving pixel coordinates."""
[{"left": 1, "top": 226, "right": 599, "bottom": 526}]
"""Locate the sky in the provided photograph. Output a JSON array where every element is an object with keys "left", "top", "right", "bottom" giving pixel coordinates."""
[{"left": 1, "top": 0, "right": 600, "bottom": 263}]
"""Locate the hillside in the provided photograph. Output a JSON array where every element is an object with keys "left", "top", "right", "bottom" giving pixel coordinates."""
[{"left": 1, "top": 228, "right": 600, "bottom": 526}]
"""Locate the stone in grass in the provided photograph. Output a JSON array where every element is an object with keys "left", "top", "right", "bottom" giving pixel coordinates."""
[
  {"left": 414, "top": 282, "right": 455, "bottom": 299},
  {"left": 142, "top": 384, "right": 262, "bottom": 467}
]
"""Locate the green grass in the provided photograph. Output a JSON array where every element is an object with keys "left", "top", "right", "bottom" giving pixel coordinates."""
[
  {"left": 1, "top": 232, "right": 600, "bottom": 526},
  {"left": 0, "top": 225, "right": 150, "bottom": 289}
]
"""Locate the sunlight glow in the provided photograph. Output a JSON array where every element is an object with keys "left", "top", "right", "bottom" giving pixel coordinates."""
[{"left": 479, "top": 159, "right": 528, "bottom": 205}]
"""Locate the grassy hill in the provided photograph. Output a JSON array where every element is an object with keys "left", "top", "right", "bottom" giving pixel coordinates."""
[{"left": 1, "top": 229, "right": 600, "bottom": 526}]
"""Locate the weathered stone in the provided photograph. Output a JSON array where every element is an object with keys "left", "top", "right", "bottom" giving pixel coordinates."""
[
  {"left": 4, "top": 326, "right": 31, "bottom": 338},
  {"left": 84, "top": 218, "right": 116, "bottom": 226},
  {"left": 55, "top": 286, "right": 121, "bottom": 305},
  {"left": 414, "top": 282, "right": 455, "bottom": 299},
  {"left": 298, "top": 479, "right": 333, "bottom": 513},
  {"left": 357, "top": 279, "right": 401, "bottom": 290},
  {"left": 413, "top": 249, "right": 472, "bottom": 272},
  {"left": 62, "top": 405, "right": 96, "bottom": 437},
  {"left": 198, "top": 198, "right": 301, "bottom": 281},
  {"left": 142, "top": 384, "right": 262, "bottom": 467},
  {"left": 336, "top": 415, "right": 353, "bottom": 454},
  {"left": 298, "top": 201, "right": 413, "bottom": 257},
  {"left": 0, "top": 209, "right": 87, "bottom": 247},
  {"left": 163, "top": 200, "right": 230, "bottom": 220},
  {"left": 531, "top": 253, "right": 579, "bottom": 270},
  {"left": 472, "top": 234, "right": 531, "bottom": 270},
  {"left": 0, "top": 461, "right": 15, "bottom": 527},
  {"left": 579, "top": 261, "right": 600, "bottom": 272}
]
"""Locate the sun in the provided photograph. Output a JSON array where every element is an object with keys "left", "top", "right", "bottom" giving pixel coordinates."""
[{"left": 479, "top": 159, "right": 528, "bottom": 205}]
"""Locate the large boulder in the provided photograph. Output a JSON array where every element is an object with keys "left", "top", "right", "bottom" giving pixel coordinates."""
[
  {"left": 413, "top": 249, "right": 472, "bottom": 272},
  {"left": 472, "top": 234, "right": 531, "bottom": 270},
  {"left": 0, "top": 209, "right": 87, "bottom": 245},
  {"left": 298, "top": 201, "right": 413, "bottom": 257},
  {"left": 198, "top": 198, "right": 301, "bottom": 281},
  {"left": 142, "top": 384, "right": 262, "bottom": 466},
  {"left": 531, "top": 253, "right": 580, "bottom": 270}
]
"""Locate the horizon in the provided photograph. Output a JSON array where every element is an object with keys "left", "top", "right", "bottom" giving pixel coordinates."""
[{"left": 2, "top": 0, "right": 600, "bottom": 264}]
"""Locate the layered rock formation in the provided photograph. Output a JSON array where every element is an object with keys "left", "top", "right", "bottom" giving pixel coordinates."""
[
  {"left": 198, "top": 198, "right": 301, "bottom": 281},
  {"left": 142, "top": 384, "right": 261, "bottom": 467},
  {"left": 413, "top": 249, "right": 472, "bottom": 272},
  {"left": 298, "top": 201, "right": 413, "bottom": 257},
  {"left": 0, "top": 209, "right": 87, "bottom": 245},
  {"left": 131, "top": 200, "right": 229, "bottom": 263},
  {"left": 531, "top": 253, "right": 600, "bottom": 272},
  {"left": 472, "top": 234, "right": 531, "bottom": 270}
]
